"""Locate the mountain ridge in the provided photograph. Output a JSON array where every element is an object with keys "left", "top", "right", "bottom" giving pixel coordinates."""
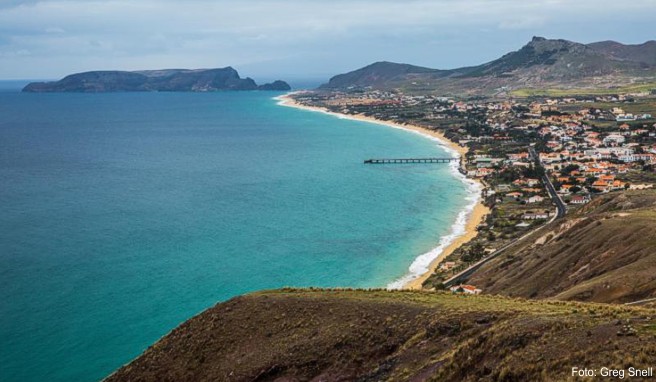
[
  {"left": 319, "top": 61, "right": 446, "bottom": 89},
  {"left": 588, "top": 40, "right": 656, "bottom": 65},
  {"left": 320, "top": 37, "right": 656, "bottom": 95}
]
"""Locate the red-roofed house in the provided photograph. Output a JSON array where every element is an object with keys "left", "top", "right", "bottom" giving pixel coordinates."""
[{"left": 449, "top": 284, "right": 482, "bottom": 295}]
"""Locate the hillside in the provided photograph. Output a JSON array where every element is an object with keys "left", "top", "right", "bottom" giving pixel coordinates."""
[
  {"left": 465, "top": 190, "right": 656, "bottom": 304},
  {"left": 22, "top": 67, "right": 291, "bottom": 92},
  {"left": 105, "top": 289, "right": 656, "bottom": 382},
  {"left": 320, "top": 37, "right": 656, "bottom": 95}
]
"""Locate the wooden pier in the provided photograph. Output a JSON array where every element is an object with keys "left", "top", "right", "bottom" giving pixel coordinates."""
[{"left": 364, "top": 157, "right": 459, "bottom": 164}]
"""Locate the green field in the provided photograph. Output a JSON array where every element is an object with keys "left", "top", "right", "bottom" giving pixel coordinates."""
[{"left": 510, "top": 82, "right": 656, "bottom": 97}]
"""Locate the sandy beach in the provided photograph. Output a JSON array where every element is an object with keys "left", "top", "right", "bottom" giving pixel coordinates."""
[{"left": 276, "top": 93, "right": 489, "bottom": 290}]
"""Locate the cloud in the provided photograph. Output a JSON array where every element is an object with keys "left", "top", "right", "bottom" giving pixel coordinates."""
[
  {"left": 498, "top": 16, "right": 546, "bottom": 30},
  {"left": 0, "top": 0, "right": 655, "bottom": 79}
]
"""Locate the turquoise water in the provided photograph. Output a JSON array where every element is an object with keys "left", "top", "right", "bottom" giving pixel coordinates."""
[{"left": 0, "top": 90, "right": 469, "bottom": 381}]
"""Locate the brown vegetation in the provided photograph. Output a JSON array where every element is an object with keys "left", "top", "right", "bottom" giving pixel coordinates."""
[
  {"left": 467, "top": 190, "right": 656, "bottom": 303},
  {"left": 106, "top": 289, "right": 656, "bottom": 382}
]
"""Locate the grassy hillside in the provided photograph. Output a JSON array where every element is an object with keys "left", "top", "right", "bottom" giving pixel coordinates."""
[
  {"left": 466, "top": 190, "right": 656, "bottom": 304},
  {"left": 106, "top": 289, "right": 656, "bottom": 382}
]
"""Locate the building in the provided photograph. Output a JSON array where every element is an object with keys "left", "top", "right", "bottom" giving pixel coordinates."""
[
  {"left": 440, "top": 261, "right": 457, "bottom": 271},
  {"left": 522, "top": 212, "right": 550, "bottom": 220},
  {"left": 570, "top": 195, "right": 590, "bottom": 204},
  {"left": 449, "top": 284, "right": 482, "bottom": 295},
  {"left": 615, "top": 114, "right": 636, "bottom": 122},
  {"left": 527, "top": 195, "right": 545, "bottom": 203},
  {"left": 603, "top": 134, "right": 626, "bottom": 146}
]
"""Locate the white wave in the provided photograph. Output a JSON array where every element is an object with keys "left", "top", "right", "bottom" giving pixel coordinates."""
[
  {"left": 387, "top": 177, "right": 481, "bottom": 289},
  {"left": 274, "top": 92, "right": 483, "bottom": 290}
]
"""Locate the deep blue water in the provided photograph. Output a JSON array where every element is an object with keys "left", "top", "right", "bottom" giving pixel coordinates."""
[{"left": 0, "top": 87, "right": 469, "bottom": 381}]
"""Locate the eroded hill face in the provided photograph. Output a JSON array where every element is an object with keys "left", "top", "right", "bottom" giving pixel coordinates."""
[
  {"left": 467, "top": 190, "right": 656, "bottom": 304},
  {"left": 105, "top": 289, "right": 656, "bottom": 382}
]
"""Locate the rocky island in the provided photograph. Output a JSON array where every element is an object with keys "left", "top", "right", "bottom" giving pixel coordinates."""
[{"left": 22, "top": 67, "right": 291, "bottom": 92}]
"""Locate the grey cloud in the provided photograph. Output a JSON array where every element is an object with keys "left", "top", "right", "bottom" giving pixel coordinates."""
[{"left": 0, "top": 0, "right": 654, "bottom": 79}]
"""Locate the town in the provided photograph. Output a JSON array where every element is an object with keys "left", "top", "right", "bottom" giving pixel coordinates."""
[{"left": 290, "top": 89, "right": 656, "bottom": 289}]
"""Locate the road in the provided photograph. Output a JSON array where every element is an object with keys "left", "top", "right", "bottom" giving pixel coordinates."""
[
  {"left": 443, "top": 146, "right": 567, "bottom": 287},
  {"left": 529, "top": 146, "right": 567, "bottom": 218}
]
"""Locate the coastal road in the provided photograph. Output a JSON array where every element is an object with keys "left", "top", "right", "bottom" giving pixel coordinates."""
[
  {"left": 529, "top": 146, "right": 567, "bottom": 219},
  {"left": 442, "top": 215, "right": 554, "bottom": 287},
  {"left": 443, "top": 146, "right": 567, "bottom": 287}
]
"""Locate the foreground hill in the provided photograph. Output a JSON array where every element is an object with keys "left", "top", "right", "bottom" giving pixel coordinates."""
[
  {"left": 466, "top": 190, "right": 656, "bottom": 304},
  {"left": 106, "top": 289, "right": 656, "bottom": 381},
  {"left": 320, "top": 37, "right": 656, "bottom": 95},
  {"left": 22, "top": 67, "right": 291, "bottom": 92}
]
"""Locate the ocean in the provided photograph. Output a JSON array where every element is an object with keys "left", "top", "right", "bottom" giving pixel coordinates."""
[{"left": 0, "top": 86, "right": 473, "bottom": 381}]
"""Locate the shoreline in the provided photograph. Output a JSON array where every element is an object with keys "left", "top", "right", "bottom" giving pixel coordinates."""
[{"left": 275, "top": 92, "right": 489, "bottom": 290}]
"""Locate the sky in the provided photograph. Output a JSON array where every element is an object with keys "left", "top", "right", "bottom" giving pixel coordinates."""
[{"left": 1, "top": 0, "right": 655, "bottom": 82}]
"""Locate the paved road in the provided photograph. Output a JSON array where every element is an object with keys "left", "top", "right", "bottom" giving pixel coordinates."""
[
  {"left": 443, "top": 146, "right": 567, "bottom": 287},
  {"left": 529, "top": 147, "right": 567, "bottom": 218}
]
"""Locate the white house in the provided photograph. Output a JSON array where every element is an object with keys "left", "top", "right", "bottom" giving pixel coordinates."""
[
  {"left": 526, "top": 195, "right": 545, "bottom": 204},
  {"left": 570, "top": 195, "right": 590, "bottom": 205},
  {"left": 449, "top": 284, "right": 482, "bottom": 295},
  {"left": 603, "top": 134, "right": 625, "bottom": 146}
]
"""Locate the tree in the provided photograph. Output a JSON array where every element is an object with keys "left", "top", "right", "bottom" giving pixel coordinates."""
[
  {"left": 487, "top": 231, "right": 496, "bottom": 242},
  {"left": 462, "top": 242, "right": 485, "bottom": 262},
  {"left": 522, "top": 164, "right": 545, "bottom": 179},
  {"left": 562, "top": 164, "right": 580, "bottom": 174}
]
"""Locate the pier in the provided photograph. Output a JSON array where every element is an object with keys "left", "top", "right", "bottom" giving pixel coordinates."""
[{"left": 364, "top": 157, "right": 459, "bottom": 164}]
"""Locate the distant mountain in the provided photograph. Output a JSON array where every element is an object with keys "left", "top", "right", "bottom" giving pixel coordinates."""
[
  {"left": 588, "top": 40, "right": 656, "bottom": 66},
  {"left": 461, "top": 37, "right": 630, "bottom": 78},
  {"left": 320, "top": 37, "right": 656, "bottom": 95},
  {"left": 256, "top": 80, "right": 293, "bottom": 91},
  {"left": 320, "top": 61, "right": 444, "bottom": 89},
  {"left": 22, "top": 67, "right": 291, "bottom": 92}
]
